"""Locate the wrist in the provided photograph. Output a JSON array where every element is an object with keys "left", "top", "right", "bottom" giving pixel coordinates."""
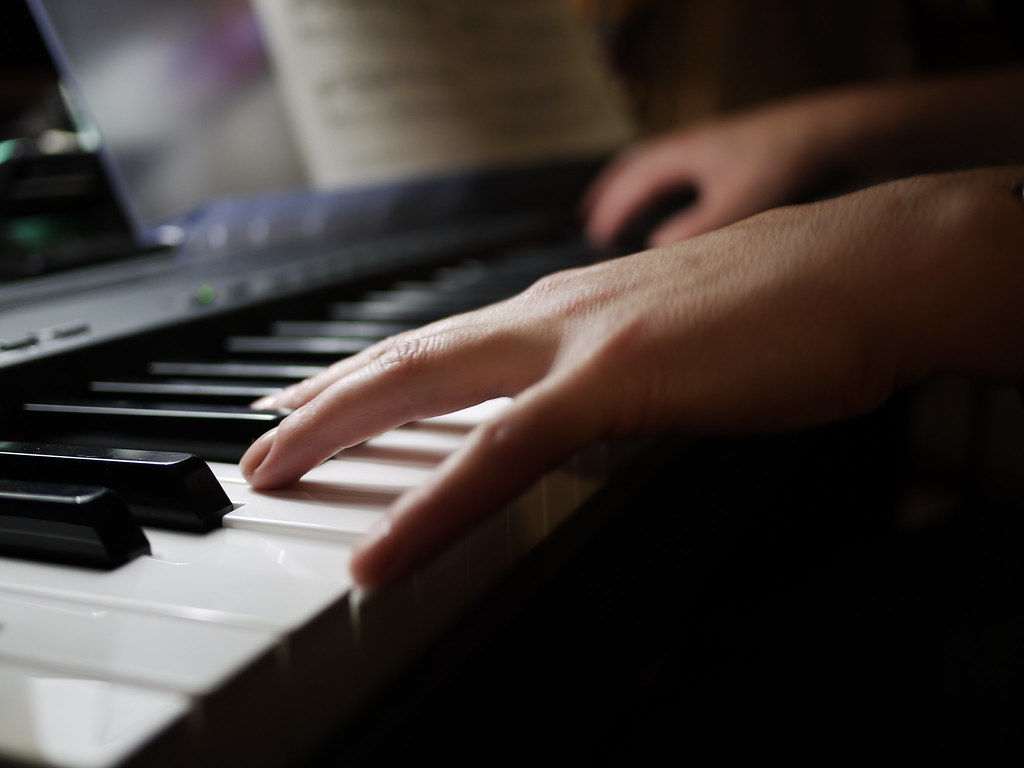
[
  {"left": 791, "top": 85, "right": 920, "bottom": 181},
  {"left": 896, "top": 169, "right": 1024, "bottom": 388},
  {"left": 752, "top": 86, "right": 908, "bottom": 192}
]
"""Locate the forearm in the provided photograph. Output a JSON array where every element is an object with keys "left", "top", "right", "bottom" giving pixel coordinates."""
[
  {"left": 781, "top": 67, "right": 1024, "bottom": 185},
  {"left": 892, "top": 166, "right": 1024, "bottom": 388}
]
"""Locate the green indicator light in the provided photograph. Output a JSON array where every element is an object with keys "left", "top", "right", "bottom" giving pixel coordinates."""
[
  {"left": 196, "top": 284, "right": 217, "bottom": 305},
  {"left": 0, "top": 139, "right": 20, "bottom": 164}
]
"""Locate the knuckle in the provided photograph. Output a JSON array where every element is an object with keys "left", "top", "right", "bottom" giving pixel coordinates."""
[
  {"left": 373, "top": 333, "right": 440, "bottom": 379},
  {"left": 527, "top": 267, "right": 580, "bottom": 296},
  {"left": 517, "top": 267, "right": 599, "bottom": 320}
]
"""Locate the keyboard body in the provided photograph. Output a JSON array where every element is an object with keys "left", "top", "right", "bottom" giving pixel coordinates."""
[{"left": 0, "top": 221, "right": 614, "bottom": 767}]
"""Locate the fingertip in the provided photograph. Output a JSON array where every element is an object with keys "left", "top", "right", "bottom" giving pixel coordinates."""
[
  {"left": 250, "top": 394, "right": 279, "bottom": 411},
  {"left": 239, "top": 427, "right": 277, "bottom": 482},
  {"left": 255, "top": 383, "right": 303, "bottom": 412},
  {"left": 584, "top": 193, "right": 637, "bottom": 248},
  {"left": 241, "top": 427, "right": 306, "bottom": 490}
]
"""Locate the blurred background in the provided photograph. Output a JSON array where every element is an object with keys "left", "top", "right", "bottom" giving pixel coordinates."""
[
  {"left": 569, "top": 0, "right": 1024, "bottom": 131},
  {"left": 3, "top": 0, "right": 1023, "bottom": 273}
]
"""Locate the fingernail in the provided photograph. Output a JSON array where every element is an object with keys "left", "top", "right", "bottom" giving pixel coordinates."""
[{"left": 239, "top": 427, "right": 277, "bottom": 481}]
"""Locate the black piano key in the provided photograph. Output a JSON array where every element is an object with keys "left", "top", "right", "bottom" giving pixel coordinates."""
[
  {"left": 270, "top": 320, "right": 412, "bottom": 338},
  {"left": 609, "top": 186, "right": 698, "bottom": 256},
  {"left": 391, "top": 279, "right": 468, "bottom": 292},
  {"left": 0, "top": 479, "right": 151, "bottom": 569},
  {"left": 90, "top": 379, "right": 282, "bottom": 401},
  {"left": 20, "top": 400, "right": 285, "bottom": 463},
  {"left": 149, "top": 361, "right": 327, "bottom": 380},
  {"left": 363, "top": 287, "right": 514, "bottom": 304},
  {"left": 328, "top": 297, "right": 487, "bottom": 323},
  {"left": 0, "top": 442, "right": 233, "bottom": 533},
  {"left": 319, "top": 245, "right": 590, "bottom": 324},
  {"left": 225, "top": 336, "right": 373, "bottom": 356}
]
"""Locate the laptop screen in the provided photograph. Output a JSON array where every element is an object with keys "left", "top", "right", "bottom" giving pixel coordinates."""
[{"left": 28, "top": 0, "right": 307, "bottom": 240}]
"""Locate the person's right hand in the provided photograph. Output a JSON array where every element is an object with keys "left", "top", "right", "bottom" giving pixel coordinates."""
[
  {"left": 582, "top": 100, "right": 834, "bottom": 249},
  {"left": 241, "top": 168, "right": 1024, "bottom": 591}
]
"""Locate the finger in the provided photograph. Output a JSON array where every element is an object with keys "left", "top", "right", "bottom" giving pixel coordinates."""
[
  {"left": 242, "top": 320, "right": 549, "bottom": 489},
  {"left": 577, "top": 146, "right": 634, "bottom": 215},
  {"left": 584, "top": 151, "right": 699, "bottom": 247},
  {"left": 648, "top": 190, "right": 771, "bottom": 245},
  {"left": 349, "top": 373, "right": 608, "bottom": 590},
  {"left": 250, "top": 352, "right": 372, "bottom": 411},
  {"left": 251, "top": 315, "right": 466, "bottom": 412}
]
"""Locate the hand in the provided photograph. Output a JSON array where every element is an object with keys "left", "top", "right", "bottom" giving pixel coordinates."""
[
  {"left": 584, "top": 67, "right": 1024, "bottom": 251},
  {"left": 583, "top": 102, "right": 828, "bottom": 248},
  {"left": 241, "top": 168, "right": 1024, "bottom": 591}
]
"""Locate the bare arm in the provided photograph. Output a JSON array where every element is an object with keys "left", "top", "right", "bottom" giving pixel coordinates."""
[{"left": 584, "top": 66, "right": 1024, "bottom": 247}]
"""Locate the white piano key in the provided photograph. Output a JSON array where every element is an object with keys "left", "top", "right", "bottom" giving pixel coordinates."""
[
  {"left": 0, "top": 589, "right": 277, "bottom": 696},
  {"left": 222, "top": 484, "right": 389, "bottom": 545},
  {"left": 0, "top": 660, "right": 190, "bottom": 768},
  {"left": 0, "top": 243, "right": 609, "bottom": 768},
  {"left": 0, "top": 589, "right": 287, "bottom": 767},
  {"left": 0, "top": 408, "right": 597, "bottom": 767},
  {"left": 0, "top": 528, "right": 353, "bottom": 632},
  {"left": 210, "top": 458, "right": 434, "bottom": 497},
  {"left": 207, "top": 414, "right": 564, "bottom": 680},
  {"left": 216, "top": 474, "right": 471, "bottom": 694},
  {"left": 0, "top": 527, "right": 359, "bottom": 755},
  {"left": 415, "top": 398, "right": 512, "bottom": 431},
  {"left": 341, "top": 427, "right": 464, "bottom": 464}
]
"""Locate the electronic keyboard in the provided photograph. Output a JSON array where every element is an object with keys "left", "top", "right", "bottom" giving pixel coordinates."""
[{"left": 0, "top": 229, "right": 612, "bottom": 768}]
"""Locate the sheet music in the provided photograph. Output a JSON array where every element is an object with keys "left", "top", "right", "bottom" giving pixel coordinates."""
[{"left": 253, "top": 0, "right": 633, "bottom": 189}]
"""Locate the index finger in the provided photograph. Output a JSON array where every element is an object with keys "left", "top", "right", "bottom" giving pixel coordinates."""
[
  {"left": 251, "top": 314, "right": 467, "bottom": 413},
  {"left": 583, "top": 141, "right": 698, "bottom": 246},
  {"left": 241, "top": 317, "right": 551, "bottom": 490}
]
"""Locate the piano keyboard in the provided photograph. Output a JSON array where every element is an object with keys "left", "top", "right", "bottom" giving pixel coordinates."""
[{"left": 0, "top": 237, "right": 608, "bottom": 767}]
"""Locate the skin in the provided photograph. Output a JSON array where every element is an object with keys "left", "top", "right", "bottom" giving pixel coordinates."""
[{"left": 242, "top": 166, "right": 1024, "bottom": 590}]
